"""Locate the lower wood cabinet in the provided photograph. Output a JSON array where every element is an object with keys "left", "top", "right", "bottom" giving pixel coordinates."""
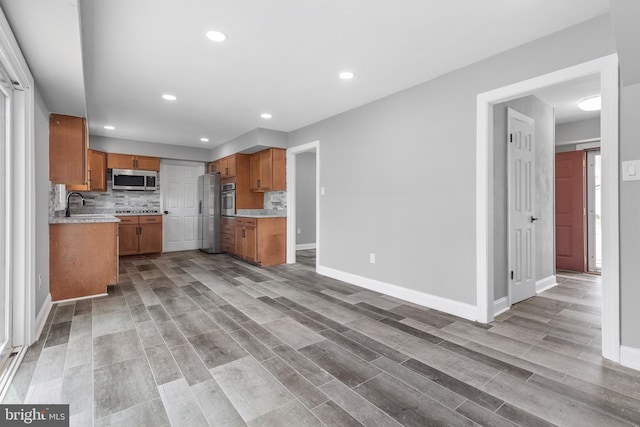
[
  {"left": 221, "top": 217, "right": 236, "bottom": 253},
  {"left": 234, "top": 216, "right": 285, "bottom": 266},
  {"left": 50, "top": 222, "right": 118, "bottom": 301},
  {"left": 117, "top": 215, "right": 163, "bottom": 255}
]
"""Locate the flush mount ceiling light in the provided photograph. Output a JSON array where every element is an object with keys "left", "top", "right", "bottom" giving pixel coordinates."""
[
  {"left": 200, "top": 137, "right": 209, "bottom": 142},
  {"left": 162, "top": 94, "right": 177, "bottom": 101},
  {"left": 578, "top": 95, "right": 601, "bottom": 111},
  {"left": 104, "top": 125, "right": 115, "bottom": 130},
  {"left": 206, "top": 30, "right": 228, "bottom": 42},
  {"left": 260, "top": 113, "right": 272, "bottom": 119},
  {"left": 339, "top": 71, "right": 354, "bottom": 80}
]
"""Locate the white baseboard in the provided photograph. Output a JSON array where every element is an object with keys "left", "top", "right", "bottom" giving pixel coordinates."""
[
  {"left": 317, "top": 265, "right": 477, "bottom": 321},
  {"left": 296, "top": 243, "right": 317, "bottom": 250},
  {"left": 493, "top": 296, "right": 510, "bottom": 317},
  {"left": 536, "top": 275, "right": 557, "bottom": 294},
  {"left": 34, "top": 294, "right": 52, "bottom": 342},
  {"left": 620, "top": 346, "right": 640, "bottom": 371}
]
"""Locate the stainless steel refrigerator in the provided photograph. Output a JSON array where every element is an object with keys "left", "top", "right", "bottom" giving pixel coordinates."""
[{"left": 198, "top": 172, "right": 222, "bottom": 254}]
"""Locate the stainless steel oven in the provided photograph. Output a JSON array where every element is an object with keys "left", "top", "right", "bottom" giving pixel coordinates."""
[{"left": 221, "top": 182, "right": 236, "bottom": 216}]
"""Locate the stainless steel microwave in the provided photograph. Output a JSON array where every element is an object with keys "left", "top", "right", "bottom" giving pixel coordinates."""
[{"left": 112, "top": 169, "right": 158, "bottom": 191}]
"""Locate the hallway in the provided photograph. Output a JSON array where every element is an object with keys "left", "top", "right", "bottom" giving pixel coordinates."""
[{"left": 3, "top": 252, "right": 639, "bottom": 426}]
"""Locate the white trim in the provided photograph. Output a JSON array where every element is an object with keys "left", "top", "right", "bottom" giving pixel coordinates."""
[
  {"left": 318, "top": 265, "right": 477, "bottom": 321},
  {"left": 536, "top": 275, "right": 557, "bottom": 294},
  {"left": 33, "top": 293, "right": 52, "bottom": 341},
  {"left": 286, "top": 141, "right": 320, "bottom": 270},
  {"left": 575, "top": 141, "right": 601, "bottom": 151},
  {"left": 620, "top": 346, "right": 640, "bottom": 371},
  {"left": 555, "top": 137, "right": 600, "bottom": 147},
  {"left": 475, "top": 54, "right": 620, "bottom": 363},
  {"left": 296, "top": 243, "right": 317, "bottom": 250},
  {"left": 493, "top": 297, "right": 510, "bottom": 317},
  {"left": 53, "top": 293, "right": 108, "bottom": 305}
]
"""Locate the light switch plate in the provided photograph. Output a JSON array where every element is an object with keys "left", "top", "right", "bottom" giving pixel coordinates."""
[{"left": 622, "top": 160, "right": 640, "bottom": 181}]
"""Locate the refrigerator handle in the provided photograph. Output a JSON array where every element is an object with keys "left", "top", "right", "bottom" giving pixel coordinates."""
[{"left": 199, "top": 201, "right": 202, "bottom": 214}]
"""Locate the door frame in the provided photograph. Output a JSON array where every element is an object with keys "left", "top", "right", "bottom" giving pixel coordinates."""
[
  {"left": 286, "top": 141, "right": 320, "bottom": 269},
  {"left": 507, "top": 108, "right": 537, "bottom": 305},
  {"left": 475, "top": 54, "right": 620, "bottom": 362},
  {"left": 586, "top": 148, "right": 601, "bottom": 273}
]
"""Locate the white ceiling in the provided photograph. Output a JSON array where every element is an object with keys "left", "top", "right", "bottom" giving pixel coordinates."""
[
  {"left": 0, "top": 0, "right": 610, "bottom": 149},
  {"left": 534, "top": 74, "right": 601, "bottom": 124}
]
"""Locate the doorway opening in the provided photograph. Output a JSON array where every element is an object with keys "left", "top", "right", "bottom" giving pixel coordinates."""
[
  {"left": 286, "top": 141, "right": 320, "bottom": 270},
  {"left": 476, "top": 54, "right": 620, "bottom": 362}
]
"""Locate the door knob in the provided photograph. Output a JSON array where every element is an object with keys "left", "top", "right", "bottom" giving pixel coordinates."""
[
  {"left": 164, "top": 210, "right": 169, "bottom": 214},
  {"left": 530, "top": 216, "right": 539, "bottom": 223}
]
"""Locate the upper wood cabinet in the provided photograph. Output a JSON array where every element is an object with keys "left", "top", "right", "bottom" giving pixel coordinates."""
[
  {"left": 49, "top": 114, "right": 87, "bottom": 184},
  {"left": 249, "top": 148, "right": 285, "bottom": 192},
  {"left": 107, "top": 153, "right": 160, "bottom": 171},
  {"left": 67, "top": 149, "right": 107, "bottom": 192},
  {"left": 209, "top": 155, "right": 237, "bottom": 178},
  {"left": 206, "top": 162, "right": 216, "bottom": 173}
]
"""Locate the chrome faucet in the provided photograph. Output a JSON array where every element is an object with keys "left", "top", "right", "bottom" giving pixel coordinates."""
[{"left": 65, "top": 192, "right": 84, "bottom": 217}]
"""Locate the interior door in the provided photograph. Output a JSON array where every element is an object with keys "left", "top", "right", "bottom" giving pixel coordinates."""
[
  {"left": 162, "top": 163, "right": 204, "bottom": 252},
  {"left": 555, "top": 151, "right": 586, "bottom": 272},
  {"left": 508, "top": 108, "right": 537, "bottom": 304}
]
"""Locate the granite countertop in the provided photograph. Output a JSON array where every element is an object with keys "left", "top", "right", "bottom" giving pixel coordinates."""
[
  {"left": 235, "top": 209, "right": 287, "bottom": 218},
  {"left": 49, "top": 215, "right": 120, "bottom": 224},
  {"left": 114, "top": 212, "right": 163, "bottom": 216}
]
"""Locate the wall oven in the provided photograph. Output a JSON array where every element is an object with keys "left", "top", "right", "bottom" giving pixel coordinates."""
[
  {"left": 221, "top": 182, "right": 236, "bottom": 216},
  {"left": 112, "top": 169, "right": 158, "bottom": 191}
]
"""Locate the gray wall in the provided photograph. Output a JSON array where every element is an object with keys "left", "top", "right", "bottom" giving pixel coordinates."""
[
  {"left": 90, "top": 135, "right": 212, "bottom": 163},
  {"left": 492, "top": 96, "right": 555, "bottom": 300},
  {"left": 287, "top": 15, "right": 615, "bottom": 306},
  {"left": 296, "top": 152, "right": 316, "bottom": 246},
  {"left": 620, "top": 82, "right": 640, "bottom": 347},
  {"left": 212, "top": 128, "right": 288, "bottom": 160},
  {"left": 556, "top": 117, "right": 601, "bottom": 145},
  {"left": 34, "top": 87, "right": 50, "bottom": 315}
]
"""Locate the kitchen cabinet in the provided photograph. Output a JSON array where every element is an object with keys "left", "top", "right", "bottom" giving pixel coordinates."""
[
  {"left": 234, "top": 216, "right": 286, "bottom": 266},
  {"left": 218, "top": 155, "right": 237, "bottom": 178},
  {"left": 50, "top": 222, "right": 118, "bottom": 300},
  {"left": 206, "top": 162, "right": 216, "bottom": 173},
  {"left": 107, "top": 153, "right": 160, "bottom": 171},
  {"left": 221, "top": 216, "right": 236, "bottom": 254},
  {"left": 249, "top": 148, "right": 286, "bottom": 191},
  {"left": 49, "top": 113, "right": 87, "bottom": 184},
  {"left": 66, "top": 149, "right": 107, "bottom": 192},
  {"left": 117, "top": 215, "right": 163, "bottom": 255}
]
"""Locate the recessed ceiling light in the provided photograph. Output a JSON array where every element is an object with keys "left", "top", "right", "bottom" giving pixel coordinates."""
[
  {"left": 104, "top": 125, "right": 115, "bottom": 130},
  {"left": 339, "top": 71, "right": 354, "bottom": 80},
  {"left": 578, "top": 95, "right": 601, "bottom": 111},
  {"left": 162, "top": 94, "right": 177, "bottom": 101},
  {"left": 200, "top": 137, "right": 209, "bottom": 142},
  {"left": 261, "top": 113, "right": 272, "bottom": 119},
  {"left": 206, "top": 30, "right": 228, "bottom": 42}
]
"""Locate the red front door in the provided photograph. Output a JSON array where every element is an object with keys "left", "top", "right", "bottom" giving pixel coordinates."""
[{"left": 555, "top": 151, "right": 586, "bottom": 272}]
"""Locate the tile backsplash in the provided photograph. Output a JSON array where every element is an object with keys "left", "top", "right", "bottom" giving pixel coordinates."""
[
  {"left": 264, "top": 191, "right": 287, "bottom": 211},
  {"left": 57, "top": 171, "right": 161, "bottom": 214}
]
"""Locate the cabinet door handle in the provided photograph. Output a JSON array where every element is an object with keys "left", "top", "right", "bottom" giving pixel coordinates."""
[
  {"left": 257, "top": 179, "right": 261, "bottom": 188},
  {"left": 225, "top": 167, "right": 228, "bottom": 175},
  {"left": 242, "top": 229, "right": 245, "bottom": 238}
]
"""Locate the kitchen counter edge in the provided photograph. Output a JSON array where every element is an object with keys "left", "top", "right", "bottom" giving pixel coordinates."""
[{"left": 49, "top": 216, "right": 120, "bottom": 224}]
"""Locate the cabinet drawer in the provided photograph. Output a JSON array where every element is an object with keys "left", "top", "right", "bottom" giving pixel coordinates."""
[
  {"left": 140, "top": 215, "right": 162, "bottom": 223},
  {"left": 222, "top": 223, "right": 235, "bottom": 234},
  {"left": 222, "top": 233, "right": 235, "bottom": 244},
  {"left": 235, "top": 217, "right": 257, "bottom": 227},
  {"left": 116, "top": 216, "right": 137, "bottom": 224},
  {"left": 221, "top": 241, "right": 235, "bottom": 253}
]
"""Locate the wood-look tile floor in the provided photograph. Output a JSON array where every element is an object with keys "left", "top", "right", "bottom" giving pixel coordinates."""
[{"left": 4, "top": 251, "right": 640, "bottom": 426}]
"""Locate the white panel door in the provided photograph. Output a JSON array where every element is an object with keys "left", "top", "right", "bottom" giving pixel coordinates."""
[
  {"left": 161, "top": 163, "right": 203, "bottom": 252},
  {"left": 508, "top": 108, "right": 537, "bottom": 304}
]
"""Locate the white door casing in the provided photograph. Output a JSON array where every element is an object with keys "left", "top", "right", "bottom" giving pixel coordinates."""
[
  {"left": 508, "top": 108, "right": 537, "bottom": 304},
  {"left": 161, "top": 162, "right": 203, "bottom": 252}
]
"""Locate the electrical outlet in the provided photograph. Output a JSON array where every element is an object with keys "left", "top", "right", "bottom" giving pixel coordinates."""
[
  {"left": 369, "top": 253, "right": 376, "bottom": 264},
  {"left": 38, "top": 274, "right": 42, "bottom": 290},
  {"left": 297, "top": 228, "right": 301, "bottom": 234}
]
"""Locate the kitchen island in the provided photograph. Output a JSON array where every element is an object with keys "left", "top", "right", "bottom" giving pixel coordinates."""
[{"left": 49, "top": 215, "right": 120, "bottom": 301}]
